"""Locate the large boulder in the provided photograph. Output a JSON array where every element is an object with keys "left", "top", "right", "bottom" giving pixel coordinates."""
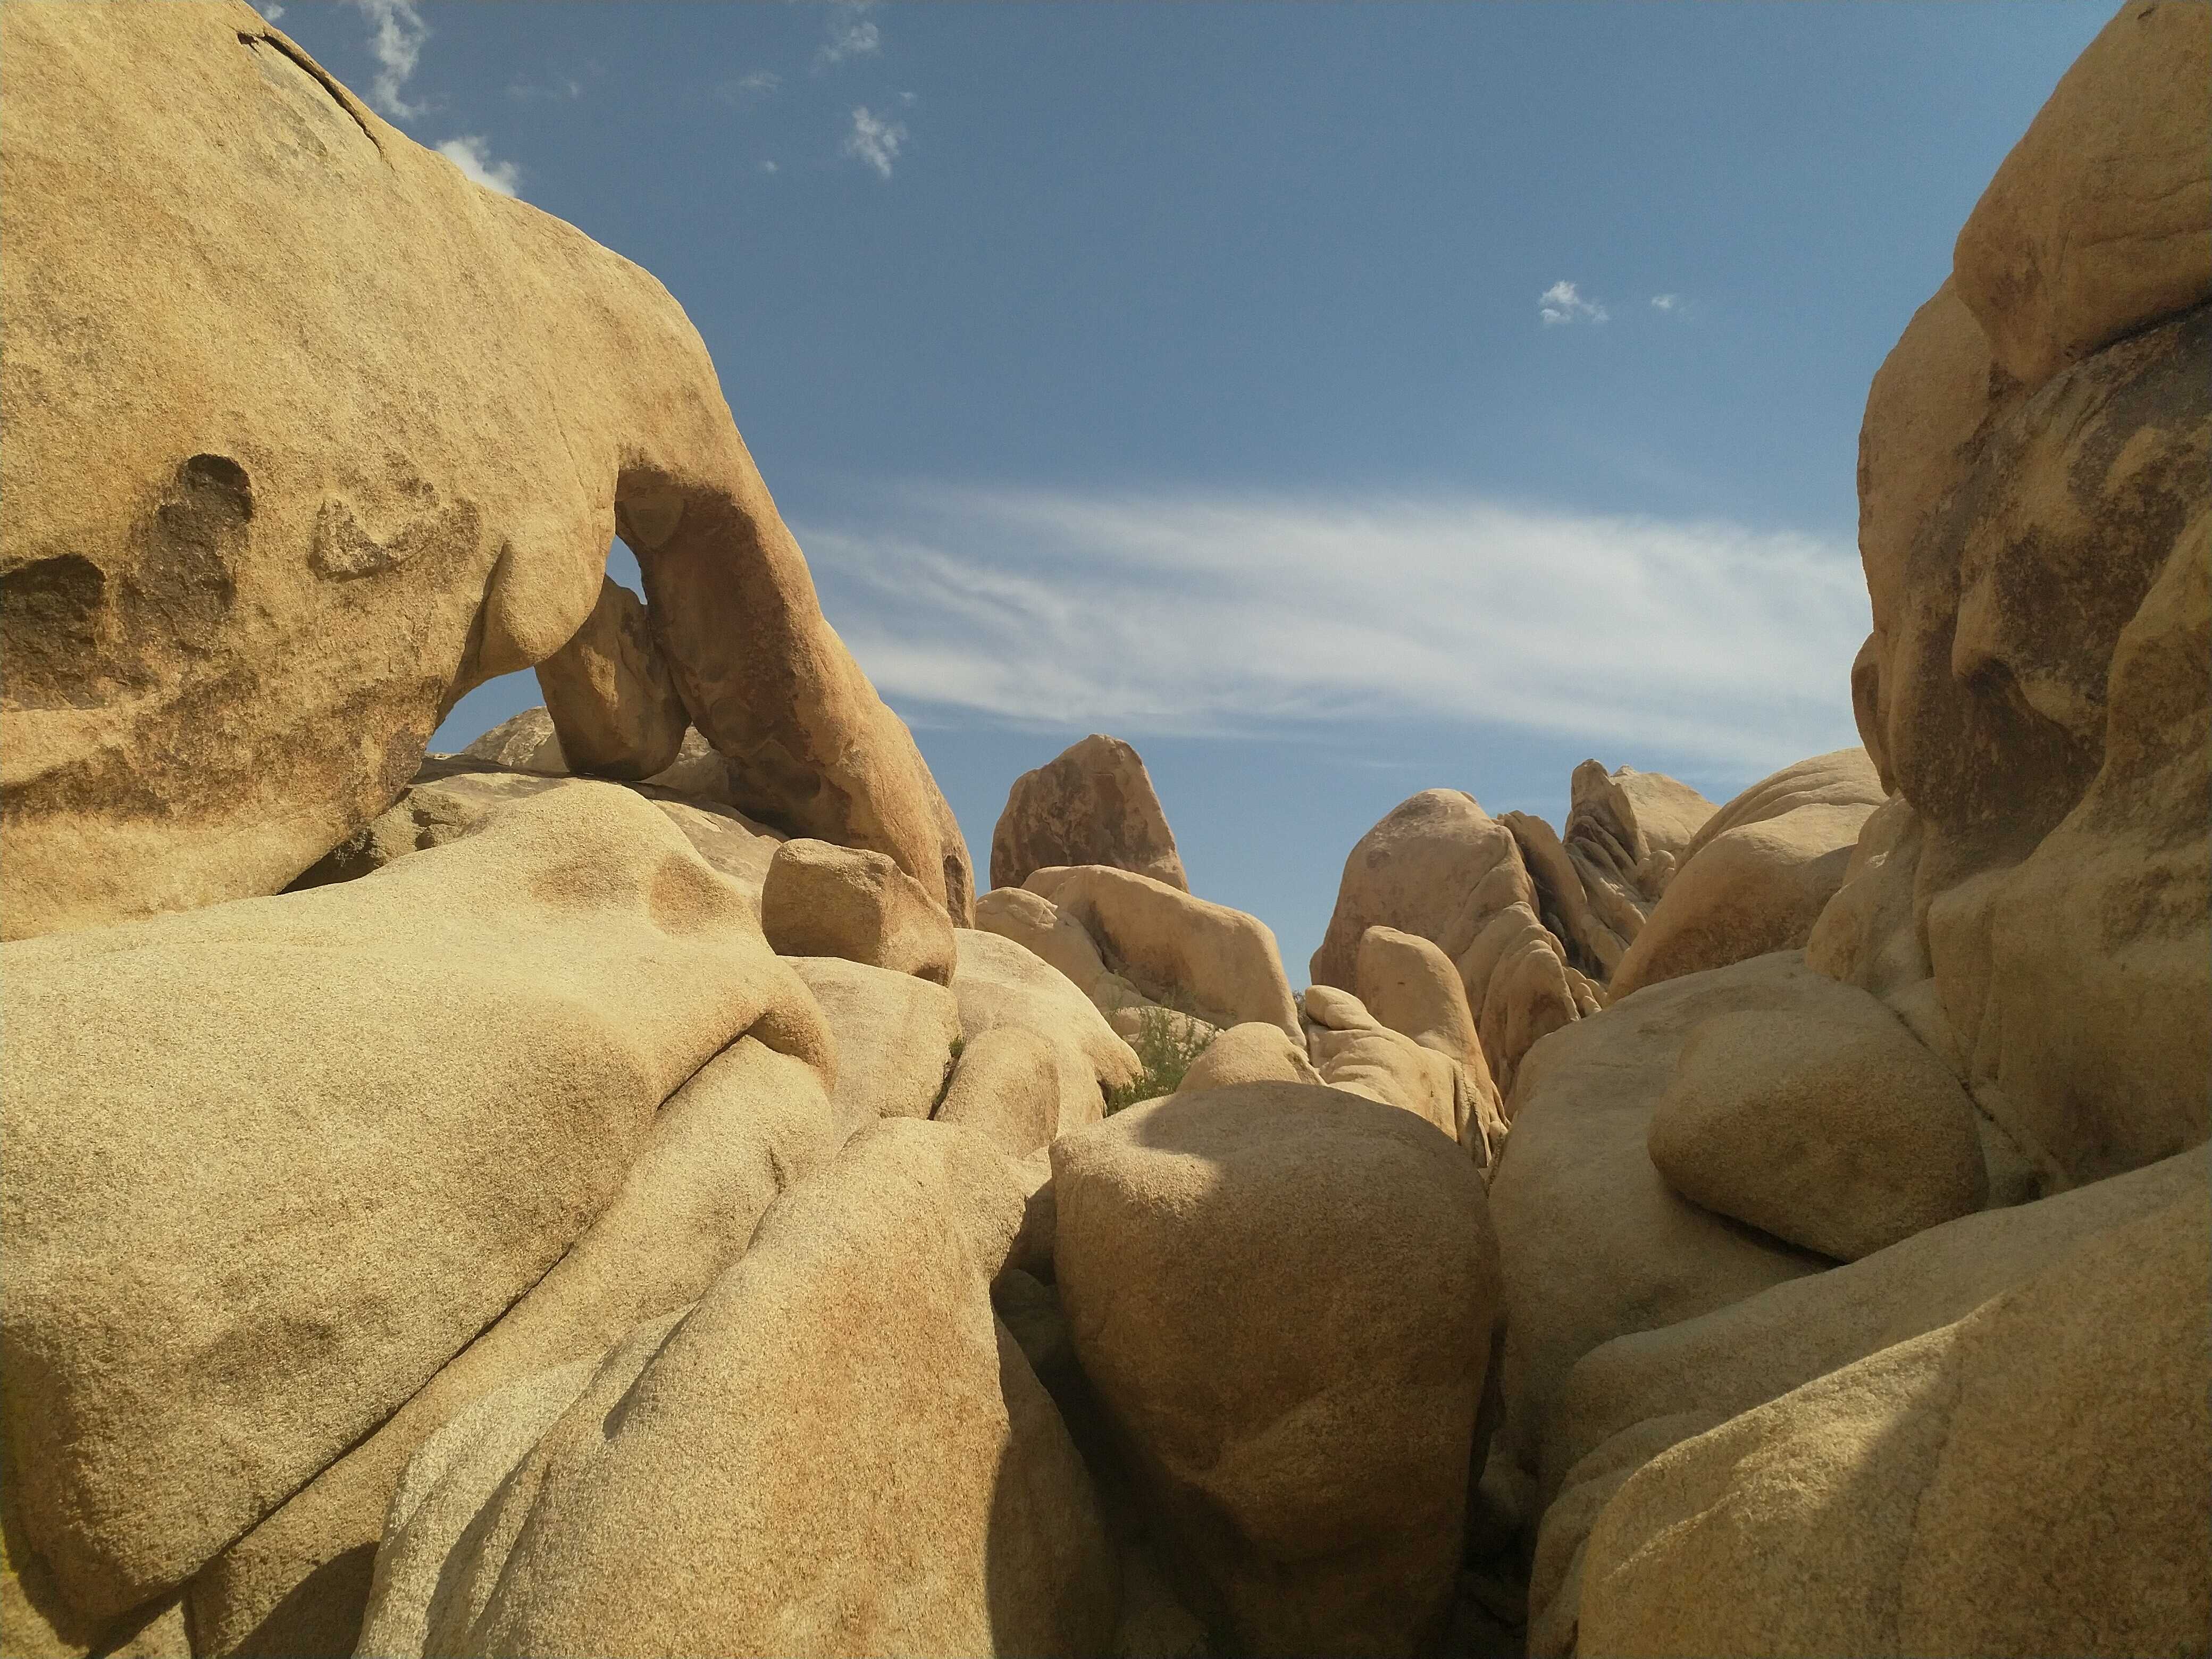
[
  {"left": 1564, "top": 1158, "right": 2209, "bottom": 1657},
  {"left": 951, "top": 929, "right": 1143, "bottom": 1136},
  {"left": 0, "top": 785, "right": 828, "bottom": 1627},
  {"left": 1353, "top": 924, "right": 1504, "bottom": 1128},
  {"left": 1175, "top": 1021, "right": 1320, "bottom": 1095},
  {"left": 188, "top": 1034, "right": 836, "bottom": 1658},
  {"left": 0, "top": 3, "right": 971, "bottom": 941},
  {"left": 1312, "top": 789, "right": 1579, "bottom": 1095},
  {"left": 352, "top": 1119, "right": 1118, "bottom": 1656},
  {"left": 1951, "top": 0, "right": 2211, "bottom": 391},
  {"left": 1028, "top": 864, "right": 1299, "bottom": 1039},
  {"left": 1607, "top": 749, "right": 1885, "bottom": 999},
  {"left": 972, "top": 884, "right": 1111, "bottom": 996},
  {"left": 457, "top": 706, "right": 742, "bottom": 803},
  {"left": 1838, "top": 194, "right": 2208, "bottom": 1195},
  {"left": 1646, "top": 998, "right": 1987, "bottom": 1262},
  {"left": 761, "top": 837, "right": 957, "bottom": 982},
  {"left": 990, "top": 733, "right": 1186, "bottom": 893},
  {"left": 289, "top": 755, "right": 785, "bottom": 903},
  {"left": 1052, "top": 1086, "right": 1498, "bottom": 1657},
  {"left": 790, "top": 956, "right": 962, "bottom": 1136},
  {"left": 531, "top": 574, "right": 688, "bottom": 781},
  {"left": 1301, "top": 984, "right": 1472, "bottom": 1147},
  {"left": 1487, "top": 954, "right": 1846, "bottom": 1493}
]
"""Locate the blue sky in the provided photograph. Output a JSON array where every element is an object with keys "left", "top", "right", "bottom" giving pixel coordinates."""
[{"left": 272, "top": 1, "right": 2107, "bottom": 976}]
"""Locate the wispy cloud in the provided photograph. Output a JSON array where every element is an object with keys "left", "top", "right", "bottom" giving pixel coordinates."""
[
  {"left": 1651, "top": 293, "right": 1683, "bottom": 313},
  {"left": 1539, "top": 280, "right": 1608, "bottom": 326},
  {"left": 820, "top": 4, "right": 882, "bottom": 65},
  {"left": 715, "top": 69, "right": 781, "bottom": 105},
  {"left": 262, "top": 2, "right": 285, "bottom": 19},
  {"left": 759, "top": 160, "right": 780, "bottom": 175},
  {"left": 797, "top": 486, "right": 1870, "bottom": 772},
  {"left": 437, "top": 136, "right": 520, "bottom": 196},
  {"left": 508, "top": 74, "right": 583, "bottom": 103},
  {"left": 844, "top": 106, "right": 906, "bottom": 178},
  {"left": 350, "top": 0, "right": 428, "bottom": 119}
]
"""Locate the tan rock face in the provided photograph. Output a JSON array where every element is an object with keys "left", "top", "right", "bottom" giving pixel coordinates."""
[
  {"left": 1570, "top": 1163, "right": 2210, "bottom": 1658},
  {"left": 1608, "top": 750, "right": 1884, "bottom": 999},
  {"left": 290, "top": 755, "right": 785, "bottom": 905},
  {"left": 1646, "top": 1002, "right": 1987, "bottom": 1262},
  {"left": 1175, "top": 1022, "right": 1320, "bottom": 1094},
  {"left": 531, "top": 575, "right": 688, "bottom": 781},
  {"left": 1313, "top": 789, "right": 1580, "bottom": 1095},
  {"left": 1052, "top": 1087, "right": 1499, "bottom": 1657},
  {"left": 1030, "top": 864, "right": 1299, "bottom": 1038},
  {"left": 354, "top": 1120, "right": 1118, "bottom": 1657},
  {"left": 1951, "top": 0, "right": 2211, "bottom": 391},
  {"left": 1354, "top": 924, "right": 1501, "bottom": 1108},
  {"left": 951, "top": 929, "right": 1142, "bottom": 1137},
  {"left": 934, "top": 1025, "right": 1063, "bottom": 1159},
  {"left": 191, "top": 1035, "right": 836, "bottom": 1658},
  {"left": 1487, "top": 954, "right": 1839, "bottom": 1492},
  {"left": 761, "top": 837, "right": 958, "bottom": 983},
  {"left": 1841, "top": 273, "right": 2208, "bottom": 1191},
  {"left": 0, "top": 784, "right": 827, "bottom": 1624},
  {"left": 790, "top": 956, "right": 962, "bottom": 1137},
  {"left": 0, "top": 2, "right": 970, "bottom": 941},
  {"left": 972, "top": 884, "right": 1111, "bottom": 996},
  {"left": 991, "top": 734, "right": 1186, "bottom": 893},
  {"left": 457, "top": 706, "right": 744, "bottom": 804}
]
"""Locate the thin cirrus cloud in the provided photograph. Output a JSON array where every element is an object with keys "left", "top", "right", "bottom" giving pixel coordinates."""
[
  {"left": 798, "top": 486, "right": 1871, "bottom": 770},
  {"left": 844, "top": 106, "right": 907, "bottom": 178},
  {"left": 715, "top": 69, "right": 781, "bottom": 105},
  {"left": 1539, "top": 280, "right": 1609, "bottom": 326},
  {"left": 349, "top": 0, "right": 428, "bottom": 119},
  {"left": 437, "top": 136, "right": 520, "bottom": 196}
]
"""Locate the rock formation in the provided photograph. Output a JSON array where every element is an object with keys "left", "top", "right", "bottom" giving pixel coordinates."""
[
  {"left": 991, "top": 734, "right": 1187, "bottom": 893},
  {"left": 0, "top": 2, "right": 973, "bottom": 942}
]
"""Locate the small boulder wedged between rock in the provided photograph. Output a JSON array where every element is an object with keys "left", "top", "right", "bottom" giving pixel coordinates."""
[
  {"left": 935, "top": 1026, "right": 1064, "bottom": 1159},
  {"left": 1175, "top": 1022, "right": 1318, "bottom": 1095},
  {"left": 952, "top": 929, "right": 1144, "bottom": 1138},
  {"left": 532, "top": 574, "right": 689, "bottom": 782},
  {"left": 991, "top": 734, "right": 1187, "bottom": 893},
  {"left": 762, "top": 836, "right": 957, "bottom": 983},
  {"left": 790, "top": 956, "right": 961, "bottom": 1137},
  {"left": 1052, "top": 1084, "right": 1499, "bottom": 1657},
  {"left": 1647, "top": 1000, "right": 1987, "bottom": 1261}
]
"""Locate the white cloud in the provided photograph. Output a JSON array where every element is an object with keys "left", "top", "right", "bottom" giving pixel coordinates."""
[
  {"left": 262, "top": 3, "right": 285, "bottom": 19},
  {"left": 716, "top": 69, "right": 780, "bottom": 104},
  {"left": 1539, "top": 280, "right": 1608, "bottom": 326},
  {"left": 1651, "top": 294, "right": 1682, "bottom": 312},
  {"left": 759, "top": 160, "right": 780, "bottom": 174},
  {"left": 820, "top": 4, "right": 882, "bottom": 65},
  {"left": 797, "top": 487, "right": 1869, "bottom": 773},
  {"left": 844, "top": 106, "right": 906, "bottom": 179},
  {"left": 351, "top": 0, "right": 428, "bottom": 119},
  {"left": 509, "top": 74, "right": 583, "bottom": 102},
  {"left": 437, "top": 136, "right": 520, "bottom": 196}
]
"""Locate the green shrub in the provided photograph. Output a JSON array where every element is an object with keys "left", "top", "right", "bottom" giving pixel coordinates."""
[{"left": 1104, "top": 1004, "right": 1215, "bottom": 1114}]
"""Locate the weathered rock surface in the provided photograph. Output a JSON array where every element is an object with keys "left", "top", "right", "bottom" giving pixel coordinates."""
[
  {"left": 1354, "top": 924, "right": 1505, "bottom": 1134},
  {"left": 973, "top": 884, "right": 1112, "bottom": 996},
  {"left": 1026, "top": 864, "right": 1300, "bottom": 1039},
  {"left": 1566, "top": 1159, "right": 2210, "bottom": 1657},
  {"left": 761, "top": 836, "right": 957, "bottom": 982},
  {"left": 289, "top": 756, "right": 784, "bottom": 904},
  {"left": 1647, "top": 1000, "right": 1987, "bottom": 1261},
  {"left": 935, "top": 1025, "right": 1063, "bottom": 1159},
  {"left": 1302, "top": 984, "right": 1471, "bottom": 1147},
  {"left": 952, "top": 929, "right": 1143, "bottom": 1135},
  {"left": 0, "top": 785, "right": 827, "bottom": 1624},
  {"left": 1951, "top": 0, "right": 2211, "bottom": 391},
  {"left": 1842, "top": 183, "right": 2208, "bottom": 1193},
  {"left": 458, "top": 706, "right": 741, "bottom": 802},
  {"left": 791, "top": 956, "right": 962, "bottom": 1136},
  {"left": 532, "top": 574, "right": 688, "bottom": 781},
  {"left": 1608, "top": 749, "right": 1885, "bottom": 999},
  {"left": 1313, "top": 789, "right": 1580, "bottom": 1095},
  {"left": 1053, "top": 1087, "right": 1498, "bottom": 1656},
  {"left": 991, "top": 734, "right": 1186, "bottom": 893},
  {"left": 191, "top": 1034, "right": 836, "bottom": 1657},
  {"left": 1487, "top": 954, "right": 1840, "bottom": 1492},
  {"left": 355, "top": 1120, "right": 1117, "bottom": 1657},
  {"left": 0, "top": 2, "right": 970, "bottom": 941},
  {"left": 1176, "top": 1021, "right": 1320, "bottom": 1095}
]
